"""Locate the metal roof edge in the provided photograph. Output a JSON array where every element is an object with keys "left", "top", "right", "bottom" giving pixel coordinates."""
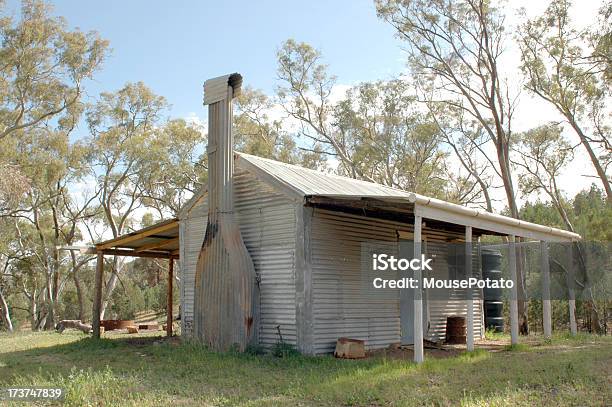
[
  {"left": 407, "top": 193, "right": 581, "bottom": 241},
  {"left": 177, "top": 188, "right": 207, "bottom": 219},
  {"left": 235, "top": 152, "right": 305, "bottom": 202}
]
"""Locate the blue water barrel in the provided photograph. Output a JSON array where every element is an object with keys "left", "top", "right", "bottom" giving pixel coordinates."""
[{"left": 481, "top": 248, "right": 504, "bottom": 332}]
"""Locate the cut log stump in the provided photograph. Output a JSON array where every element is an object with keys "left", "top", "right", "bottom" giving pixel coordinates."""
[
  {"left": 334, "top": 337, "right": 365, "bottom": 359},
  {"left": 127, "top": 326, "right": 139, "bottom": 334}
]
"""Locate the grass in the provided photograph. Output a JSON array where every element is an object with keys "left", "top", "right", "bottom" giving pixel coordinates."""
[{"left": 0, "top": 331, "right": 610, "bottom": 406}]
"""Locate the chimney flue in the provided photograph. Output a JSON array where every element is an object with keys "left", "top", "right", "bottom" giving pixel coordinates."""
[{"left": 194, "top": 73, "right": 259, "bottom": 351}]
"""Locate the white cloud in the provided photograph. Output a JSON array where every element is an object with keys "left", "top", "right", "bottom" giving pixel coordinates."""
[{"left": 184, "top": 112, "right": 206, "bottom": 128}]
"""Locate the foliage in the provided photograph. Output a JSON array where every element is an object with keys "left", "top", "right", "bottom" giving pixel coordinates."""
[
  {"left": 0, "top": 0, "right": 108, "bottom": 141},
  {"left": 376, "top": 0, "right": 521, "bottom": 217},
  {"left": 332, "top": 80, "right": 448, "bottom": 196},
  {"left": 270, "top": 341, "right": 300, "bottom": 358},
  {"left": 276, "top": 40, "right": 459, "bottom": 200},
  {"left": 519, "top": 0, "right": 611, "bottom": 202},
  {"left": 520, "top": 186, "right": 611, "bottom": 242},
  {"left": 234, "top": 86, "right": 324, "bottom": 168}
]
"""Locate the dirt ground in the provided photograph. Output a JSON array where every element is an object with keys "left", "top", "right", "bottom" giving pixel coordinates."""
[{"left": 366, "top": 338, "right": 510, "bottom": 360}]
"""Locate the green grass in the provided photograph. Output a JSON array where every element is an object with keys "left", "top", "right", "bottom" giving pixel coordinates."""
[
  {"left": 0, "top": 331, "right": 610, "bottom": 406},
  {"left": 484, "top": 328, "right": 507, "bottom": 341}
]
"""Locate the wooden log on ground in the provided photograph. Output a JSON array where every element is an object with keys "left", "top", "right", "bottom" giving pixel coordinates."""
[{"left": 56, "top": 320, "right": 92, "bottom": 334}]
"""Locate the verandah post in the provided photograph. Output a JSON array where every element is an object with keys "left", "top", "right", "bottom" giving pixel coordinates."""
[
  {"left": 167, "top": 258, "right": 174, "bottom": 337},
  {"left": 541, "top": 241, "right": 552, "bottom": 339},
  {"left": 92, "top": 251, "right": 104, "bottom": 339},
  {"left": 568, "top": 242, "right": 577, "bottom": 335},
  {"left": 466, "top": 226, "right": 474, "bottom": 351},
  {"left": 508, "top": 235, "right": 519, "bottom": 345},
  {"left": 413, "top": 215, "right": 424, "bottom": 363}
]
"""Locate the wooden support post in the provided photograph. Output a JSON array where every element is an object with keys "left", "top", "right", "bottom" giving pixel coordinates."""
[
  {"left": 541, "top": 241, "right": 552, "bottom": 339},
  {"left": 508, "top": 235, "right": 519, "bottom": 346},
  {"left": 92, "top": 252, "right": 104, "bottom": 339},
  {"left": 413, "top": 215, "right": 424, "bottom": 364},
  {"left": 167, "top": 258, "right": 174, "bottom": 337},
  {"left": 568, "top": 242, "right": 577, "bottom": 335},
  {"left": 465, "top": 226, "right": 474, "bottom": 351}
]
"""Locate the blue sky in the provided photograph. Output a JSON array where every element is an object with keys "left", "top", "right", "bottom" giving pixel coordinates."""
[
  {"left": 5, "top": 0, "right": 604, "bottom": 204},
  {"left": 7, "top": 0, "right": 406, "bottom": 121}
]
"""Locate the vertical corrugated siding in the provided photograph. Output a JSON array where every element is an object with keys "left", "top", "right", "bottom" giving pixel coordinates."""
[
  {"left": 179, "top": 201, "right": 208, "bottom": 338},
  {"left": 234, "top": 169, "right": 297, "bottom": 348},
  {"left": 310, "top": 209, "right": 402, "bottom": 354},
  {"left": 309, "top": 208, "right": 483, "bottom": 354},
  {"left": 179, "top": 168, "right": 297, "bottom": 346}
]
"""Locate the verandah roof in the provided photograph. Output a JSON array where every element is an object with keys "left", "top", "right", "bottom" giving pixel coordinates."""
[{"left": 92, "top": 218, "right": 180, "bottom": 259}]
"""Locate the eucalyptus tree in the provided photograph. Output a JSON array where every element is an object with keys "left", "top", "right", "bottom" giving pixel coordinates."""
[
  {"left": 514, "top": 123, "right": 608, "bottom": 333},
  {"left": 3, "top": 104, "right": 96, "bottom": 328},
  {"left": 276, "top": 40, "right": 369, "bottom": 180},
  {"left": 427, "top": 104, "right": 495, "bottom": 211},
  {"left": 87, "top": 82, "right": 169, "bottom": 319},
  {"left": 234, "top": 86, "right": 324, "bottom": 169},
  {"left": 376, "top": 0, "right": 521, "bottom": 218},
  {"left": 375, "top": 0, "right": 534, "bottom": 333},
  {"left": 513, "top": 124, "right": 574, "bottom": 230},
  {"left": 332, "top": 80, "right": 450, "bottom": 198},
  {"left": 0, "top": 221, "right": 16, "bottom": 331},
  {"left": 519, "top": 0, "right": 611, "bottom": 204},
  {"left": 276, "top": 40, "right": 462, "bottom": 200},
  {"left": 139, "top": 119, "right": 206, "bottom": 217},
  {"left": 0, "top": 0, "right": 108, "bottom": 141},
  {"left": 587, "top": 1, "right": 611, "bottom": 86}
]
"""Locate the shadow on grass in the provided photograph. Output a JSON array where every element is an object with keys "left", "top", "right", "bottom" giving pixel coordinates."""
[{"left": 0, "top": 333, "right": 610, "bottom": 406}]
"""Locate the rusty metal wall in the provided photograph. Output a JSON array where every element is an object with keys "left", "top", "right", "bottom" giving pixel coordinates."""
[
  {"left": 180, "top": 168, "right": 297, "bottom": 346},
  {"left": 308, "top": 208, "right": 483, "bottom": 354}
]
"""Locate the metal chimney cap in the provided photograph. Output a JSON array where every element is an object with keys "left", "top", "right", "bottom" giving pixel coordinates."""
[{"left": 203, "top": 72, "right": 242, "bottom": 105}]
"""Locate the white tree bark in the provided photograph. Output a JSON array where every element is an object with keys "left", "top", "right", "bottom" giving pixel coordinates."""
[{"left": 0, "top": 287, "right": 14, "bottom": 332}]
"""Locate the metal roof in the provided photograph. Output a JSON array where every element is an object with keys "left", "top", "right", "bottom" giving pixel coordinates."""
[
  {"left": 235, "top": 153, "right": 580, "bottom": 241},
  {"left": 236, "top": 152, "right": 413, "bottom": 198}
]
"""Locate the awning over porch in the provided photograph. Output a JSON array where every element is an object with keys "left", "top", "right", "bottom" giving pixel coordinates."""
[
  {"left": 94, "top": 218, "right": 180, "bottom": 259},
  {"left": 81, "top": 218, "right": 181, "bottom": 339}
]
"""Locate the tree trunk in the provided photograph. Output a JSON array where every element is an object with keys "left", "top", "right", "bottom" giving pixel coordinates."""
[
  {"left": 568, "top": 118, "right": 612, "bottom": 205},
  {"left": 0, "top": 287, "right": 14, "bottom": 332},
  {"left": 73, "top": 269, "right": 85, "bottom": 322},
  {"left": 100, "top": 258, "right": 120, "bottom": 320},
  {"left": 44, "top": 274, "right": 55, "bottom": 330},
  {"left": 495, "top": 140, "right": 529, "bottom": 334},
  {"left": 28, "top": 293, "right": 37, "bottom": 330}
]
